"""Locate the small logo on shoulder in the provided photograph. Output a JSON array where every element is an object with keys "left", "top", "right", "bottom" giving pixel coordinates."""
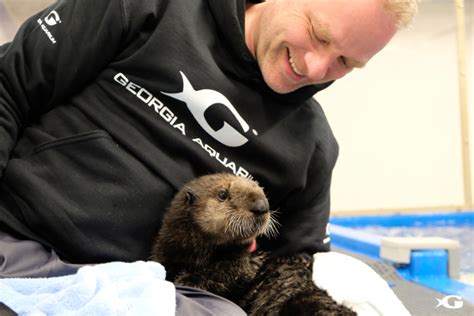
[
  {"left": 37, "top": 10, "right": 61, "bottom": 44},
  {"left": 45, "top": 10, "right": 62, "bottom": 26},
  {"left": 435, "top": 295, "right": 464, "bottom": 309}
]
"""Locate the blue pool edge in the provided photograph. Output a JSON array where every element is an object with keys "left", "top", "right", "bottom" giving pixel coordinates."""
[{"left": 329, "top": 211, "right": 474, "bottom": 304}]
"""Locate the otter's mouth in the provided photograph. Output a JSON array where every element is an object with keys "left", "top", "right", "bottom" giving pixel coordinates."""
[{"left": 225, "top": 211, "right": 279, "bottom": 242}]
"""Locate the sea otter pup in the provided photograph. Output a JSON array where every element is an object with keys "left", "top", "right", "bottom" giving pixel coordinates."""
[
  {"left": 151, "top": 173, "right": 275, "bottom": 302},
  {"left": 151, "top": 173, "right": 355, "bottom": 315}
]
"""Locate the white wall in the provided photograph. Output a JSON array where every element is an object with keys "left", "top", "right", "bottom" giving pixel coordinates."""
[{"left": 317, "top": 0, "right": 473, "bottom": 214}]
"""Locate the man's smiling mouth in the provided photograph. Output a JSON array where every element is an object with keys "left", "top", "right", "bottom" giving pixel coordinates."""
[{"left": 288, "top": 49, "right": 304, "bottom": 77}]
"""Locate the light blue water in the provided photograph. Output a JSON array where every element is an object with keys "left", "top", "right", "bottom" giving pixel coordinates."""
[{"left": 356, "top": 225, "right": 474, "bottom": 273}]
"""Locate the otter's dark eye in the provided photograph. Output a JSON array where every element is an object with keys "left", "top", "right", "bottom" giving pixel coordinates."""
[{"left": 217, "top": 189, "right": 229, "bottom": 201}]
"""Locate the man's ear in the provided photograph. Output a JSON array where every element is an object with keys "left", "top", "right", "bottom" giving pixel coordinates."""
[{"left": 185, "top": 191, "right": 196, "bottom": 206}]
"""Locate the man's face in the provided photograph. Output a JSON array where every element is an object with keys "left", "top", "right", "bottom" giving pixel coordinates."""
[{"left": 245, "top": 0, "right": 398, "bottom": 94}]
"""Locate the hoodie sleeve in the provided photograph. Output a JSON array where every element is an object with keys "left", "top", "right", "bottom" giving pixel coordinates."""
[
  {"left": 0, "top": 0, "right": 163, "bottom": 177},
  {"left": 259, "top": 99, "right": 339, "bottom": 256}
]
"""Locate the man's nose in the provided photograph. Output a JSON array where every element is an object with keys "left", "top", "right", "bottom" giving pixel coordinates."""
[{"left": 304, "top": 51, "right": 331, "bottom": 82}]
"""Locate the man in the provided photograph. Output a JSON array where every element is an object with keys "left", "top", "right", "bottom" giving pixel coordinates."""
[{"left": 0, "top": 0, "right": 416, "bottom": 314}]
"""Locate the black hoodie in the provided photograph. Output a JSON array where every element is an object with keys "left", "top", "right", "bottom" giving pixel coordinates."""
[{"left": 0, "top": 0, "right": 338, "bottom": 263}]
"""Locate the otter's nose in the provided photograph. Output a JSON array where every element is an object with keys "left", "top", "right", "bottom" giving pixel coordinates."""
[{"left": 250, "top": 199, "right": 268, "bottom": 215}]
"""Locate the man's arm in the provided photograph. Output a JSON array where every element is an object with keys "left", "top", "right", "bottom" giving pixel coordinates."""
[
  {"left": 259, "top": 104, "right": 339, "bottom": 256},
  {"left": 0, "top": 0, "right": 161, "bottom": 177}
]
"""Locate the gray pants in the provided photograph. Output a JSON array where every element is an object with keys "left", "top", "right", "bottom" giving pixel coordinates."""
[{"left": 0, "top": 230, "right": 245, "bottom": 316}]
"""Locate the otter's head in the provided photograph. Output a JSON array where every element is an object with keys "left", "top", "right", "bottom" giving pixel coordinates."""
[{"left": 170, "top": 173, "right": 277, "bottom": 246}]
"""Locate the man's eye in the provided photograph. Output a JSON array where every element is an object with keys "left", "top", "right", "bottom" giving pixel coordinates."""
[
  {"left": 217, "top": 189, "right": 229, "bottom": 201},
  {"left": 316, "top": 36, "right": 329, "bottom": 45},
  {"left": 310, "top": 26, "right": 329, "bottom": 46}
]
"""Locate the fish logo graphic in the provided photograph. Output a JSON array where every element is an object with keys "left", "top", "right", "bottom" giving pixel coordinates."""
[
  {"left": 435, "top": 295, "right": 463, "bottom": 309},
  {"left": 161, "top": 71, "right": 257, "bottom": 147}
]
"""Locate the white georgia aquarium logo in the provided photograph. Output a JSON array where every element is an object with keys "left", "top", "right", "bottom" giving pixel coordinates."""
[
  {"left": 162, "top": 71, "right": 257, "bottom": 147},
  {"left": 37, "top": 10, "right": 61, "bottom": 44}
]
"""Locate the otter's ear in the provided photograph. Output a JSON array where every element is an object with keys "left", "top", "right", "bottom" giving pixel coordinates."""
[{"left": 185, "top": 191, "right": 196, "bottom": 206}]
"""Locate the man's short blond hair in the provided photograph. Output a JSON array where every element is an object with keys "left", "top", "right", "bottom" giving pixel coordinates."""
[{"left": 382, "top": 0, "right": 418, "bottom": 29}]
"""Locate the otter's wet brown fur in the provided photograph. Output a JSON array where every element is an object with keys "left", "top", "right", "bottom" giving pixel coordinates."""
[{"left": 151, "top": 173, "right": 355, "bottom": 315}]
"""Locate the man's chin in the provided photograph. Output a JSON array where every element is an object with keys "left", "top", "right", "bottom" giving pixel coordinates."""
[
  {"left": 267, "top": 82, "right": 315, "bottom": 95},
  {"left": 264, "top": 76, "right": 332, "bottom": 94},
  {"left": 264, "top": 79, "right": 300, "bottom": 94}
]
